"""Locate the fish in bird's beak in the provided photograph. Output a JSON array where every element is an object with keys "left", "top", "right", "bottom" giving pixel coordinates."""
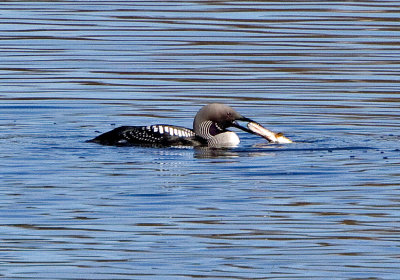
[
  {"left": 232, "top": 117, "right": 293, "bottom": 144},
  {"left": 247, "top": 121, "right": 293, "bottom": 144},
  {"left": 230, "top": 116, "right": 258, "bottom": 134}
]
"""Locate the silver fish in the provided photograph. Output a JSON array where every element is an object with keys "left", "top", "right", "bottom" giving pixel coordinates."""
[{"left": 247, "top": 122, "right": 293, "bottom": 144}]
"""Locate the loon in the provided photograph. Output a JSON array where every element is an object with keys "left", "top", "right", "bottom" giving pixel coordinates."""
[{"left": 88, "top": 103, "right": 291, "bottom": 148}]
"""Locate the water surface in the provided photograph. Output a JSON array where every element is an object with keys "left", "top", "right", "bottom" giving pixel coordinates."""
[{"left": 1, "top": 1, "right": 399, "bottom": 279}]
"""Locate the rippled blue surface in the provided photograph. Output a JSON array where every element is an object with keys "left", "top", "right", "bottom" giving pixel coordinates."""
[{"left": 1, "top": 1, "right": 400, "bottom": 279}]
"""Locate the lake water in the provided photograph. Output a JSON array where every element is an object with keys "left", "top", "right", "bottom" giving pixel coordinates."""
[{"left": 1, "top": 1, "right": 399, "bottom": 279}]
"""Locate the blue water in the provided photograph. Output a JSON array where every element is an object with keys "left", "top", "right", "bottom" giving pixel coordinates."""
[{"left": 1, "top": 1, "right": 400, "bottom": 279}]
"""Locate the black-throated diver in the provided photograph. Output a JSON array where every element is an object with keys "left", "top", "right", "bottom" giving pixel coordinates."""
[{"left": 88, "top": 103, "right": 290, "bottom": 147}]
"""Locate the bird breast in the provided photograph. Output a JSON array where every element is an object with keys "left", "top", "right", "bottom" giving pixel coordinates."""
[{"left": 209, "top": 131, "right": 240, "bottom": 148}]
